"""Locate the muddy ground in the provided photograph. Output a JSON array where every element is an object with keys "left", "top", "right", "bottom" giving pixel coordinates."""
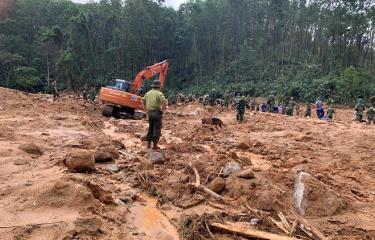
[{"left": 0, "top": 87, "right": 374, "bottom": 240}]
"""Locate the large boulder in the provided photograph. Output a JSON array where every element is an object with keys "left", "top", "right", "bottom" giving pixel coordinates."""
[
  {"left": 86, "top": 181, "right": 114, "bottom": 204},
  {"left": 18, "top": 143, "right": 43, "bottom": 155},
  {"left": 208, "top": 177, "right": 226, "bottom": 193},
  {"left": 65, "top": 149, "right": 95, "bottom": 172},
  {"left": 294, "top": 172, "right": 345, "bottom": 216},
  {"left": 74, "top": 217, "right": 103, "bottom": 234},
  {"left": 94, "top": 150, "right": 113, "bottom": 162},
  {"left": 235, "top": 168, "right": 255, "bottom": 179},
  {"left": 222, "top": 162, "right": 242, "bottom": 177},
  {"left": 147, "top": 151, "right": 164, "bottom": 164}
]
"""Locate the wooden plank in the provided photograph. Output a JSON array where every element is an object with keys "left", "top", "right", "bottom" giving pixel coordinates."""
[
  {"left": 209, "top": 222, "right": 297, "bottom": 240},
  {"left": 293, "top": 214, "right": 328, "bottom": 240}
]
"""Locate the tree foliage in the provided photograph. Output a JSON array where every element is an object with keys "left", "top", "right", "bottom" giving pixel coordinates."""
[{"left": 0, "top": 0, "right": 374, "bottom": 103}]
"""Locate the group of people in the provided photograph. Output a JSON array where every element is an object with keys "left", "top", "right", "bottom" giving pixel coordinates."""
[
  {"left": 82, "top": 85, "right": 98, "bottom": 103},
  {"left": 168, "top": 91, "right": 375, "bottom": 124},
  {"left": 141, "top": 85, "right": 375, "bottom": 149}
]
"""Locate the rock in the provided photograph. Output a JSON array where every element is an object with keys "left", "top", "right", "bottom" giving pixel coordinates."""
[
  {"left": 94, "top": 151, "right": 113, "bottom": 162},
  {"left": 235, "top": 168, "right": 255, "bottom": 179},
  {"left": 294, "top": 172, "right": 344, "bottom": 217},
  {"left": 222, "top": 162, "right": 242, "bottom": 177},
  {"left": 25, "top": 180, "right": 33, "bottom": 186},
  {"left": 65, "top": 149, "right": 95, "bottom": 172},
  {"left": 175, "top": 194, "right": 205, "bottom": 209},
  {"left": 237, "top": 141, "right": 249, "bottom": 150},
  {"left": 74, "top": 217, "right": 103, "bottom": 234},
  {"left": 164, "top": 188, "right": 179, "bottom": 201},
  {"left": 208, "top": 177, "right": 226, "bottom": 193},
  {"left": 18, "top": 143, "right": 43, "bottom": 155},
  {"left": 86, "top": 181, "right": 114, "bottom": 204},
  {"left": 99, "top": 147, "right": 120, "bottom": 159},
  {"left": 229, "top": 151, "right": 238, "bottom": 159},
  {"left": 239, "top": 156, "right": 252, "bottom": 166},
  {"left": 107, "top": 164, "right": 120, "bottom": 173},
  {"left": 147, "top": 151, "right": 164, "bottom": 164},
  {"left": 14, "top": 158, "right": 29, "bottom": 165},
  {"left": 155, "top": 230, "right": 175, "bottom": 240}
]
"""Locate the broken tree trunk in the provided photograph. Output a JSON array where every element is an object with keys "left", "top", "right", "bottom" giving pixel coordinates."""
[
  {"left": 188, "top": 164, "right": 224, "bottom": 200},
  {"left": 293, "top": 214, "right": 327, "bottom": 240},
  {"left": 209, "top": 222, "right": 297, "bottom": 240}
]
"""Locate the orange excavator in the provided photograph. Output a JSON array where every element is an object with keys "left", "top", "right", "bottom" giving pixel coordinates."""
[{"left": 99, "top": 60, "right": 169, "bottom": 118}]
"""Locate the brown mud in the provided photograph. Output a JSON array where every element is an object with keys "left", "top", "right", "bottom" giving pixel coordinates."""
[{"left": 0, "top": 87, "right": 374, "bottom": 240}]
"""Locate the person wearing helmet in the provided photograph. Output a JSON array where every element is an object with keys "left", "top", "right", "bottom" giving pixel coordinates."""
[{"left": 142, "top": 80, "right": 167, "bottom": 149}]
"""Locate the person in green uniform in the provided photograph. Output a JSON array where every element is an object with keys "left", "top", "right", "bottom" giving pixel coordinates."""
[
  {"left": 286, "top": 97, "right": 296, "bottom": 116},
  {"left": 236, "top": 96, "right": 249, "bottom": 123},
  {"left": 267, "top": 94, "right": 276, "bottom": 113},
  {"left": 209, "top": 88, "right": 217, "bottom": 106},
  {"left": 305, "top": 104, "right": 312, "bottom": 118},
  {"left": 142, "top": 80, "right": 167, "bottom": 149},
  {"left": 326, "top": 105, "right": 335, "bottom": 120},
  {"left": 355, "top": 98, "right": 365, "bottom": 122}
]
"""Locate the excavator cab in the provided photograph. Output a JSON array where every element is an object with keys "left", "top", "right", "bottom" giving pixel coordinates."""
[{"left": 112, "top": 79, "right": 133, "bottom": 92}]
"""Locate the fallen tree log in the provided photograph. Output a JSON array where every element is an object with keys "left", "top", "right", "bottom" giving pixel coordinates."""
[
  {"left": 209, "top": 222, "right": 297, "bottom": 240},
  {"left": 188, "top": 164, "right": 224, "bottom": 200}
]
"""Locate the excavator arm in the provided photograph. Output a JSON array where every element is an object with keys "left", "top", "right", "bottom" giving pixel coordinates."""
[{"left": 130, "top": 60, "right": 169, "bottom": 94}]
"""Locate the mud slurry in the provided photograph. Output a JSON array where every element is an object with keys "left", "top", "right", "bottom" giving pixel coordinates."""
[{"left": 0, "top": 87, "right": 374, "bottom": 240}]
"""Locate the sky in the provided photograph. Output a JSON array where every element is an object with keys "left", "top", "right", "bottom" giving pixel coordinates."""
[{"left": 71, "top": 0, "right": 186, "bottom": 9}]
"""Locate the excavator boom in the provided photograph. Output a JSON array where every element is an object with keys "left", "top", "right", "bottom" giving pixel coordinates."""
[
  {"left": 99, "top": 60, "right": 169, "bottom": 118},
  {"left": 130, "top": 60, "right": 169, "bottom": 94}
]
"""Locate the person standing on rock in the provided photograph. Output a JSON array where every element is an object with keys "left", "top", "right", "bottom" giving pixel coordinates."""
[{"left": 142, "top": 80, "right": 167, "bottom": 149}]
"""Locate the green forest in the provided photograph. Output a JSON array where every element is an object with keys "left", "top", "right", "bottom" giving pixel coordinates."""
[{"left": 1, "top": 0, "right": 375, "bottom": 103}]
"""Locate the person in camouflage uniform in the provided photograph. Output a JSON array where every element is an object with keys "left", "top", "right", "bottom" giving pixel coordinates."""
[
  {"left": 89, "top": 87, "right": 97, "bottom": 102},
  {"left": 355, "top": 98, "right": 366, "bottom": 122},
  {"left": 267, "top": 94, "right": 276, "bottom": 113},
  {"left": 202, "top": 94, "right": 209, "bottom": 106},
  {"left": 305, "top": 104, "right": 312, "bottom": 118},
  {"left": 295, "top": 103, "right": 301, "bottom": 116},
  {"left": 209, "top": 88, "right": 217, "bottom": 106},
  {"left": 286, "top": 97, "right": 296, "bottom": 116},
  {"left": 326, "top": 105, "right": 335, "bottom": 120},
  {"left": 249, "top": 99, "right": 256, "bottom": 111},
  {"left": 236, "top": 96, "right": 249, "bottom": 123},
  {"left": 82, "top": 84, "right": 89, "bottom": 103}
]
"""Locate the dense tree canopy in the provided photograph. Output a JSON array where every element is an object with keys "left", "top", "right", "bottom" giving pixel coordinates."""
[{"left": 1, "top": 0, "right": 374, "bottom": 103}]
